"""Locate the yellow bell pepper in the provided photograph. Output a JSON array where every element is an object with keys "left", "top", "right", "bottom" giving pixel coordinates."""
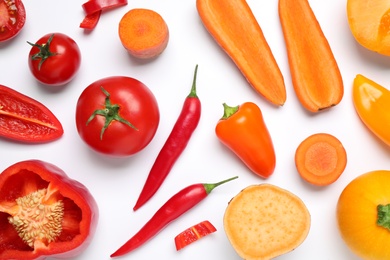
[{"left": 353, "top": 74, "right": 390, "bottom": 146}]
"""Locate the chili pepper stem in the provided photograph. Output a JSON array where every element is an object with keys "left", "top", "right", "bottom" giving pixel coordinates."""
[
  {"left": 203, "top": 176, "right": 238, "bottom": 194},
  {"left": 188, "top": 64, "right": 199, "bottom": 98}
]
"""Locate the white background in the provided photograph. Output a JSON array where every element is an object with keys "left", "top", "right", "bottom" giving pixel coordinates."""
[{"left": 1, "top": 0, "right": 390, "bottom": 259}]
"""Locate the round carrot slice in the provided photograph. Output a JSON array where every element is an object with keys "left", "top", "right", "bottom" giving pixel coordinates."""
[
  {"left": 295, "top": 133, "right": 347, "bottom": 186},
  {"left": 118, "top": 8, "right": 169, "bottom": 59}
]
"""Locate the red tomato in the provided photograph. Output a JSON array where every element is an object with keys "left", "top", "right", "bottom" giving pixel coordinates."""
[
  {"left": 28, "top": 33, "right": 81, "bottom": 86},
  {"left": 76, "top": 76, "right": 160, "bottom": 157},
  {"left": 0, "top": 0, "right": 26, "bottom": 42}
]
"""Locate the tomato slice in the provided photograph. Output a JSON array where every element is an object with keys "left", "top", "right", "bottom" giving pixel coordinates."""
[
  {"left": 0, "top": 85, "right": 63, "bottom": 143},
  {"left": 0, "top": 0, "right": 26, "bottom": 42},
  {"left": 82, "top": 0, "right": 128, "bottom": 15},
  {"left": 174, "top": 220, "right": 217, "bottom": 251}
]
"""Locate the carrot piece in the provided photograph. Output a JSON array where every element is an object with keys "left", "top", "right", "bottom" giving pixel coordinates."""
[
  {"left": 278, "top": 0, "right": 344, "bottom": 112},
  {"left": 295, "top": 133, "right": 347, "bottom": 186},
  {"left": 224, "top": 184, "right": 311, "bottom": 260},
  {"left": 196, "top": 0, "right": 286, "bottom": 106},
  {"left": 118, "top": 8, "right": 169, "bottom": 59}
]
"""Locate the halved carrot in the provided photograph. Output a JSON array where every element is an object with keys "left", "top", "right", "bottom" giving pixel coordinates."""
[
  {"left": 295, "top": 133, "right": 347, "bottom": 186},
  {"left": 118, "top": 8, "right": 169, "bottom": 59},
  {"left": 196, "top": 0, "right": 286, "bottom": 106},
  {"left": 279, "top": 0, "right": 344, "bottom": 112}
]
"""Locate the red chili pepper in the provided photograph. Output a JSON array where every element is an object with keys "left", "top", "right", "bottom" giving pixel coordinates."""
[
  {"left": 0, "top": 84, "right": 63, "bottom": 143},
  {"left": 80, "top": 10, "right": 101, "bottom": 30},
  {"left": 133, "top": 65, "right": 202, "bottom": 211},
  {"left": 82, "top": 0, "right": 128, "bottom": 15},
  {"left": 0, "top": 160, "right": 99, "bottom": 259},
  {"left": 110, "top": 176, "right": 237, "bottom": 258},
  {"left": 174, "top": 220, "right": 217, "bottom": 251}
]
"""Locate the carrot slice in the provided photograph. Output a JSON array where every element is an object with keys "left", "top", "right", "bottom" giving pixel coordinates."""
[
  {"left": 295, "top": 133, "right": 347, "bottom": 186},
  {"left": 279, "top": 0, "right": 344, "bottom": 112},
  {"left": 174, "top": 220, "right": 217, "bottom": 251},
  {"left": 224, "top": 184, "right": 311, "bottom": 259},
  {"left": 196, "top": 0, "right": 286, "bottom": 106},
  {"left": 118, "top": 8, "right": 169, "bottom": 59}
]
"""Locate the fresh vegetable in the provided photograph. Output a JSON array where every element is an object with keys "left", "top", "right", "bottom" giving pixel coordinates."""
[
  {"left": 0, "top": 160, "right": 98, "bottom": 259},
  {"left": 118, "top": 8, "right": 169, "bottom": 59},
  {"left": 215, "top": 102, "right": 275, "bottom": 178},
  {"left": 196, "top": 0, "right": 286, "bottom": 106},
  {"left": 174, "top": 220, "right": 217, "bottom": 251},
  {"left": 82, "top": 0, "right": 127, "bottom": 15},
  {"left": 76, "top": 76, "right": 159, "bottom": 157},
  {"left": 80, "top": 10, "right": 101, "bottom": 30},
  {"left": 295, "top": 133, "right": 347, "bottom": 186},
  {"left": 133, "top": 65, "right": 201, "bottom": 211},
  {"left": 80, "top": 0, "right": 127, "bottom": 30},
  {"left": 279, "top": 0, "right": 344, "bottom": 112},
  {"left": 353, "top": 74, "right": 390, "bottom": 147},
  {"left": 111, "top": 176, "right": 238, "bottom": 258},
  {"left": 0, "top": 0, "right": 26, "bottom": 42},
  {"left": 224, "top": 184, "right": 311, "bottom": 260},
  {"left": 347, "top": 0, "right": 390, "bottom": 56},
  {"left": 27, "top": 33, "right": 81, "bottom": 86},
  {"left": 337, "top": 170, "right": 390, "bottom": 259},
  {"left": 0, "top": 84, "right": 63, "bottom": 143}
]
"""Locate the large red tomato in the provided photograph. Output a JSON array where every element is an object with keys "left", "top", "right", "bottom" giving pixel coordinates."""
[
  {"left": 76, "top": 76, "right": 160, "bottom": 157},
  {"left": 0, "top": 0, "right": 26, "bottom": 42},
  {"left": 28, "top": 33, "right": 81, "bottom": 86}
]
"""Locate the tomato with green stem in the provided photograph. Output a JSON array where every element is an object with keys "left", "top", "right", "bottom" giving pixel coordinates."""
[
  {"left": 0, "top": 0, "right": 26, "bottom": 42},
  {"left": 75, "top": 76, "right": 160, "bottom": 157},
  {"left": 27, "top": 33, "right": 81, "bottom": 86}
]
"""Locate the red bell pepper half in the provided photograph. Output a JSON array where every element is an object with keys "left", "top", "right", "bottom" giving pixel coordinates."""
[
  {"left": 0, "top": 85, "right": 63, "bottom": 143},
  {"left": 174, "top": 220, "right": 217, "bottom": 251},
  {"left": 0, "top": 160, "right": 99, "bottom": 259}
]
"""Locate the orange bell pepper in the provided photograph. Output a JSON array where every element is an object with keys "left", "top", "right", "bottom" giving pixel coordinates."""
[
  {"left": 215, "top": 102, "right": 276, "bottom": 178},
  {"left": 353, "top": 74, "right": 390, "bottom": 147}
]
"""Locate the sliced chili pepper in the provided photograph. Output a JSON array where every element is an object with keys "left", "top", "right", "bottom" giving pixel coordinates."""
[
  {"left": 174, "top": 220, "right": 217, "bottom": 251},
  {"left": 133, "top": 65, "right": 201, "bottom": 211},
  {"left": 0, "top": 160, "right": 99, "bottom": 259},
  {"left": 82, "top": 0, "right": 128, "bottom": 15},
  {"left": 215, "top": 102, "right": 276, "bottom": 178},
  {"left": 0, "top": 84, "right": 63, "bottom": 143},
  {"left": 110, "top": 176, "right": 238, "bottom": 258},
  {"left": 80, "top": 10, "right": 101, "bottom": 30}
]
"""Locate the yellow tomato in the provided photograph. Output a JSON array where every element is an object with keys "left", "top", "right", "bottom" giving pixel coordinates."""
[
  {"left": 353, "top": 74, "right": 390, "bottom": 147},
  {"left": 347, "top": 0, "right": 390, "bottom": 56},
  {"left": 337, "top": 170, "right": 390, "bottom": 259}
]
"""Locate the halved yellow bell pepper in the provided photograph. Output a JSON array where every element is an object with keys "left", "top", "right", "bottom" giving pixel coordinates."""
[{"left": 353, "top": 74, "right": 390, "bottom": 146}]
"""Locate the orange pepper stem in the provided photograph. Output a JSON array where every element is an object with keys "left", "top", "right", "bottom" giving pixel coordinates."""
[
  {"left": 221, "top": 103, "right": 239, "bottom": 120},
  {"left": 377, "top": 204, "right": 390, "bottom": 230}
]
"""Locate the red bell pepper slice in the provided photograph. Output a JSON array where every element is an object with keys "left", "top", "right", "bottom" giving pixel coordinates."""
[
  {"left": 82, "top": 0, "right": 128, "bottom": 15},
  {"left": 0, "top": 160, "right": 99, "bottom": 259},
  {"left": 174, "top": 220, "right": 217, "bottom": 251},
  {"left": 80, "top": 10, "right": 101, "bottom": 30},
  {"left": 0, "top": 85, "right": 63, "bottom": 143}
]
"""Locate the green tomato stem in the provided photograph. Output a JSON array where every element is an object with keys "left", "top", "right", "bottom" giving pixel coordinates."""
[{"left": 86, "top": 86, "right": 138, "bottom": 140}]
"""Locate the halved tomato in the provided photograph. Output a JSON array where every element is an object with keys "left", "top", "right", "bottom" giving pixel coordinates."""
[{"left": 0, "top": 0, "right": 26, "bottom": 42}]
